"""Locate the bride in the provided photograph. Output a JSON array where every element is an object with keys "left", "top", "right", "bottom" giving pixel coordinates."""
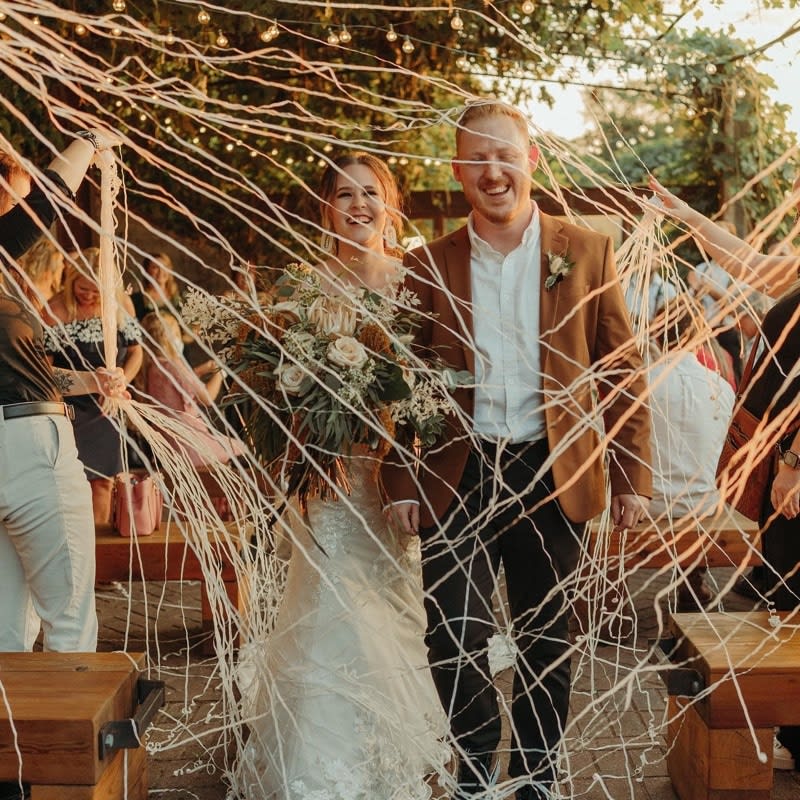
[{"left": 233, "top": 153, "right": 450, "bottom": 800}]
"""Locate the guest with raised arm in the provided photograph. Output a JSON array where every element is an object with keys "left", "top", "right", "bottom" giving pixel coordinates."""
[
  {"left": 651, "top": 173, "right": 800, "bottom": 769},
  {"left": 0, "top": 146, "right": 127, "bottom": 656}
]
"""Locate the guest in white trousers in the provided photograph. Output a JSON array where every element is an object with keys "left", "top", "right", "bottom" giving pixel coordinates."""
[{"left": 0, "top": 130, "right": 126, "bottom": 652}]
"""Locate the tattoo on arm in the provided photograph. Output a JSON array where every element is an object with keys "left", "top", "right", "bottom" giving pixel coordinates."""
[{"left": 52, "top": 368, "right": 77, "bottom": 395}]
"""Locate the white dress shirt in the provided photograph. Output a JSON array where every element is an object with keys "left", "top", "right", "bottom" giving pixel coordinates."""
[
  {"left": 648, "top": 351, "right": 735, "bottom": 519},
  {"left": 468, "top": 208, "right": 545, "bottom": 443}
]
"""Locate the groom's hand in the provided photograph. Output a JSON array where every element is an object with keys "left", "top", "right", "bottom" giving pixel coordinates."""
[{"left": 385, "top": 501, "right": 420, "bottom": 536}]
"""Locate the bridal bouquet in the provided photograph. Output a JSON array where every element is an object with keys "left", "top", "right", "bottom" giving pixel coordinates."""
[{"left": 183, "top": 263, "right": 469, "bottom": 505}]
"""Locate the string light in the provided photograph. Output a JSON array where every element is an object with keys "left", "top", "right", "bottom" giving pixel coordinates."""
[
  {"left": 112, "top": 0, "right": 126, "bottom": 11},
  {"left": 32, "top": 16, "right": 41, "bottom": 25},
  {"left": 521, "top": 0, "right": 535, "bottom": 13},
  {"left": 197, "top": 9, "right": 211, "bottom": 25},
  {"left": 0, "top": 12, "right": 6, "bottom": 22},
  {"left": 225, "top": 142, "right": 234, "bottom": 152},
  {"left": 339, "top": 25, "right": 351, "bottom": 44},
  {"left": 401, "top": 35, "right": 414, "bottom": 53},
  {"left": 450, "top": 12, "right": 464, "bottom": 31},
  {"left": 456, "top": 55, "right": 469, "bottom": 70},
  {"left": 326, "top": 28, "right": 340, "bottom": 46},
  {"left": 705, "top": 63, "right": 718, "bottom": 75},
  {"left": 215, "top": 30, "right": 229, "bottom": 47},
  {"left": 260, "top": 22, "right": 279, "bottom": 43},
  {"left": 111, "top": 26, "right": 122, "bottom": 36},
  {"left": 166, "top": 28, "right": 176, "bottom": 45},
  {"left": 386, "top": 25, "right": 398, "bottom": 42},
  {"left": 75, "top": 23, "right": 88, "bottom": 36}
]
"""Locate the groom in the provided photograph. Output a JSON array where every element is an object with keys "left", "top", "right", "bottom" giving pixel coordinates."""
[{"left": 382, "top": 101, "right": 652, "bottom": 800}]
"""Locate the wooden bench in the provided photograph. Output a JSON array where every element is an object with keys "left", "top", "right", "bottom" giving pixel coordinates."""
[
  {"left": 665, "top": 611, "right": 800, "bottom": 800},
  {"left": 586, "top": 510, "right": 761, "bottom": 570},
  {"left": 0, "top": 652, "right": 159, "bottom": 800},
  {"left": 95, "top": 518, "right": 250, "bottom": 655},
  {"left": 576, "top": 512, "right": 762, "bottom": 639}
]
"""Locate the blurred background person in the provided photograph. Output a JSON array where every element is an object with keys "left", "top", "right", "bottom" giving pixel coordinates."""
[
  {"left": 647, "top": 295, "right": 735, "bottom": 611},
  {"left": 131, "top": 251, "right": 182, "bottom": 320},
  {"left": 16, "top": 236, "right": 65, "bottom": 305},
  {"left": 44, "top": 248, "right": 142, "bottom": 525},
  {"left": 689, "top": 220, "right": 749, "bottom": 383},
  {"left": 137, "top": 310, "right": 242, "bottom": 468}
]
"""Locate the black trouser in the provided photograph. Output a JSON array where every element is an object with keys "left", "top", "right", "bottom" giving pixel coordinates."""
[
  {"left": 420, "top": 439, "right": 584, "bottom": 786},
  {"left": 762, "top": 499, "right": 800, "bottom": 759}
]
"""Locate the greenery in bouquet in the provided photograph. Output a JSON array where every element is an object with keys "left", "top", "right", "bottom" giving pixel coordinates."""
[{"left": 183, "top": 263, "right": 469, "bottom": 506}]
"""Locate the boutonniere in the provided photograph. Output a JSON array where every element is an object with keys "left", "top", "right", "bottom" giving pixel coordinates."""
[{"left": 544, "top": 250, "right": 574, "bottom": 291}]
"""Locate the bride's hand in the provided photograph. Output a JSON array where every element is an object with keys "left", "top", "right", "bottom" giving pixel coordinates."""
[{"left": 385, "top": 501, "right": 419, "bottom": 536}]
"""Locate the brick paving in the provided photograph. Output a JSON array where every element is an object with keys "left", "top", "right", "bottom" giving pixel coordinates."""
[{"left": 94, "top": 567, "right": 800, "bottom": 799}]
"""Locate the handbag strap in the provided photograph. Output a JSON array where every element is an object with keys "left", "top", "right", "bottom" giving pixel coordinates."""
[{"left": 738, "top": 337, "right": 761, "bottom": 393}]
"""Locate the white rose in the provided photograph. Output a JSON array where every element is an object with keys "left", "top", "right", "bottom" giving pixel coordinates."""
[
  {"left": 277, "top": 364, "right": 308, "bottom": 395},
  {"left": 327, "top": 336, "right": 368, "bottom": 369}
]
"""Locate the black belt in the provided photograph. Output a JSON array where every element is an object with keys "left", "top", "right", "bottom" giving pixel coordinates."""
[{"left": 1, "top": 401, "right": 74, "bottom": 421}]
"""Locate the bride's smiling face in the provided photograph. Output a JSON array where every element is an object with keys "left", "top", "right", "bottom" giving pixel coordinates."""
[{"left": 328, "top": 164, "right": 388, "bottom": 252}]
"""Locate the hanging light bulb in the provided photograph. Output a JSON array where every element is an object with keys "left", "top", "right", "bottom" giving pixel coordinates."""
[
  {"left": 215, "top": 29, "right": 229, "bottom": 47},
  {"left": 197, "top": 8, "right": 211, "bottom": 25},
  {"left": 260, "top": 22, "right": 279, "bottom": 43},
  {"left": 32, "top": 16, "right": 41, "bottom": 25},
  {"left": 521, "top": 0, "right": 535, "bottom": 13},
  {"left": 339, "top": 24, "right": 351, "bottom": 44},
  {"left": 450, "top": 12, "right": 464, "bottom": 31},
  {"left": 111, "top": 26, "right": 122, "bottom": 36},
  {"left": 386, "top": 24, "right": 398, "bottom": 42},
  {"left": 0, "top": 12, "right": 6, "bottom": 22},
  {"left": 326, "top": 28, "right": 340, "bottom": 46},
  {"left": 401, "top": 35, "right": 414, "bottom": 53},
  {"left": 166, "top": 27, "right": 176, "bottom": 45},
  {"left": 75, "top": 23, "right": 88, "bottom": 36},
  {"left": 112, "top": 0, "right": 126, "bottom": 11},
  {"left": 225, "top": 142, "right": 235, "bottom": 152}
]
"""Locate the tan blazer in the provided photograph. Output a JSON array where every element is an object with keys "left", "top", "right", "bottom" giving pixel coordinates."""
[{"left": 381, "top": 213, "right": 652, "bottom": 528}]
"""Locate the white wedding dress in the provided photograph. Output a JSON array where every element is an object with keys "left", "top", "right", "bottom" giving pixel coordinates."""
[{"left": 234, "top": 452, "right": 450, "bottom": 800}]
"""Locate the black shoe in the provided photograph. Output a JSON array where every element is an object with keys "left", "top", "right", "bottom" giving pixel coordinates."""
[
  {"left": 516, "top": 783, "right": 552, "bottom": 800},
  {"left": 456, "top": 752, "right": 497, "bottom": 797},
  {"left": 733, "top": 568, "right": 767, "bottom": 601},
  {"left": 0, "top": 782, "right": 30, "bottom": 800}
]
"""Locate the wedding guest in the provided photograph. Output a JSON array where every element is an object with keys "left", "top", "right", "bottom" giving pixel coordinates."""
[
  {"left": 138, "top": 311, "right": 242, "bottom": 467},
  {"left": 0, "top": 129, "right": 127, "bottom": 654},
  {"left": 689, "top": 220, "right": 749, "bottom": 382},
  {"left": 44, "top": 248, "right": 142, "bottom": 525},
  {"left": 647, "top": 296, "right": 735, "bottom": 611},
  {"left": 131, "top": 252, "right": 181, "bottom": 320},
  {"left": 384, "top": 101, "right": 652, "bottom": 800},
  {"left": 16, "top": 236, "right": 65, "bottom": 303},
  {"left": 651, "top": 173, "right": 800, "bottom": 770}
]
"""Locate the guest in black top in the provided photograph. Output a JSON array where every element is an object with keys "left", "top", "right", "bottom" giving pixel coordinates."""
[{"left": 0, "top": 129, "right": 126, "bottom": 655}]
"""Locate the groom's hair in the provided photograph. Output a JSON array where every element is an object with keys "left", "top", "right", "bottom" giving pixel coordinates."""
[{"left": 455, "top": 101, "right": 531, "bottom": 149}]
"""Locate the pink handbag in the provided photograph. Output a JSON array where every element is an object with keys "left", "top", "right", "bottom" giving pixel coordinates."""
[{"left": 114, "top": 473, "right": 163, "bottom": 537}]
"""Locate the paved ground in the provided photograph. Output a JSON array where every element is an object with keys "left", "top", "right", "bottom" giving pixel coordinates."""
[{"left": 94, "top": 566, "right": 800, "bottom": 800}]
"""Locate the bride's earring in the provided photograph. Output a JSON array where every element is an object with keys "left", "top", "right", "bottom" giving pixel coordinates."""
[
  {"left": 384, "top": 222, "right": 398, "bottom": 250},
  {"left": 321, "top": 229, "right": 336, "bottom": 253}
]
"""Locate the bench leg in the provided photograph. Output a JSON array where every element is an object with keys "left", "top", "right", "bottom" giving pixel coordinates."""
[
  {"left": 667, "top": 697, "right": 773, "bottom": 800},
  {"left": 30, "top": 748, "right": 148, "bottom": 800}
]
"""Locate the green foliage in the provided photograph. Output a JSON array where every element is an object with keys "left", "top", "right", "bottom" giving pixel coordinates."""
[{"left": 571, "top": 27, "right": 797, "bottom": 257}]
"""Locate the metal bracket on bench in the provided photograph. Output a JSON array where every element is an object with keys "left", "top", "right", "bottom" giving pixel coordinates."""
[
  {"left": 98, "top": 678, "right": 165, "bottom": 759},
  {"left": 649, "top": 636, "right": 705, "bottom": 697}
]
